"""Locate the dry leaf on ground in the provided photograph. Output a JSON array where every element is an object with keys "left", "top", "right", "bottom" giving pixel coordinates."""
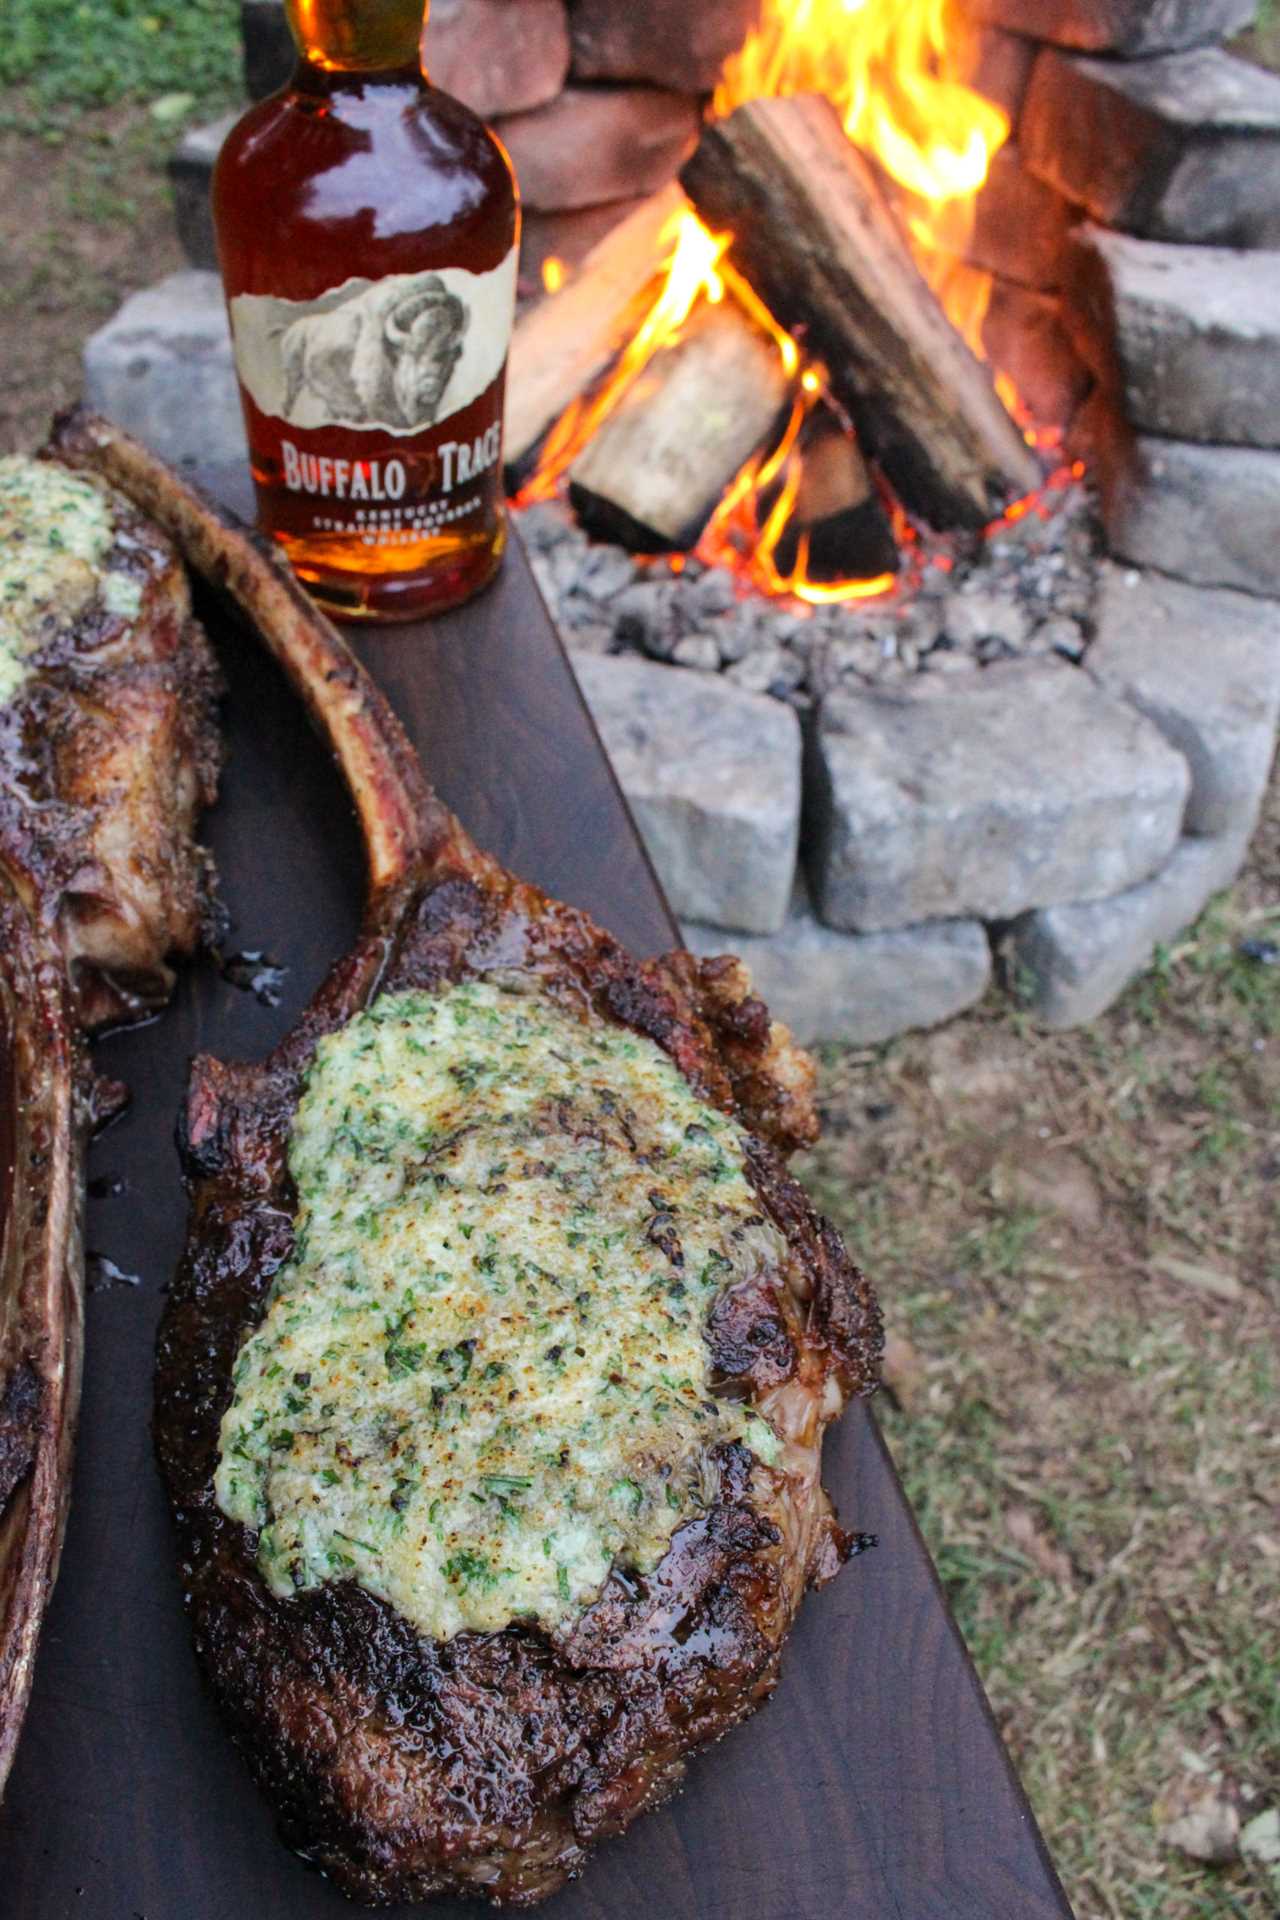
[
  {"left": 881, "top": 1333, "right": 927, "bottom": 1414},
  {"left": 991, "top": 1149, "right": 1104, "bottom": 1233},
  {"left": 1240, "top": 1807, "right": 1280, "bottom": 1865},
  {"left": 1154, "top": 1775, "right": 1242, "bottom": 1865},
  {"left": 1151, "top": 1253, "right": 1244, "bottom": 1304},
  {"left": 1005, "top": 1506, "right": 1074, "bottom": 1586}
]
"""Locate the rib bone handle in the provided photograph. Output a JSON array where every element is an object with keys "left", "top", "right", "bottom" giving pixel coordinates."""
[{"left": 48, "top": 406, "right": 472, "bottom": 905}]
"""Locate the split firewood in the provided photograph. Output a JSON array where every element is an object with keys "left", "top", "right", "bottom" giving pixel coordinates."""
[
  {"left": 504, "top": 181, "right": 685, "bottom": 480},
  {"left": 680, "top": 95, "right": 1042, "bottom": 529},
  {"left": 768, "top": 411, "right": 898, "bottom": 582},
  {"left": 568, "top": 296, "right": 793, "bottom": 552}
]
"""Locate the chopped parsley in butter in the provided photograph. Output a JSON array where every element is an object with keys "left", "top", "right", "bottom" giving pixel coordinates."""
[
  {"left": 0, "top": 456, "right": 144, "bottom": 704},
  {"left": 215, "top": 980, "right": 786, "bottom": 1640}
]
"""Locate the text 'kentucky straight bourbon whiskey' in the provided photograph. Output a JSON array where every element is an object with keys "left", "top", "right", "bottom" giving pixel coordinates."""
[{"left": 214, "top": 0, "right": 519, "bottom": 620}]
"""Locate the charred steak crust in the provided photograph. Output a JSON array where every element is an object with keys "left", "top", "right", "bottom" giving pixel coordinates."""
[
  {"left": 157, "top": 873, "right": 881, "bottom": 1908},
  {"left": 0, "top": 466, "right": 223, "bottom": 1029},
  {"left": 0, "top": 433, "right": 224, "bottom": 1794},
  {"left": 51, "top": 409, "right": 880, "bottom": 1909}
]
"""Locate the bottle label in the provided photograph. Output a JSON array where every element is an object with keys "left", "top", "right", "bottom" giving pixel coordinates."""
[{"left": 229, "top": 249, "right": 518, "bottom": 438}]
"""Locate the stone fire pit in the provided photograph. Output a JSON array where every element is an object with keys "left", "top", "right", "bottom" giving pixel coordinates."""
[{"left": 541, "top": 521, "right": 1277, "bottom": 1043}]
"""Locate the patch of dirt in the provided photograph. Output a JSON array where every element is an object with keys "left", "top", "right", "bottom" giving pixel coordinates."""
[{"left": 0, "top": 103, "right": 184, "bottom": 454}]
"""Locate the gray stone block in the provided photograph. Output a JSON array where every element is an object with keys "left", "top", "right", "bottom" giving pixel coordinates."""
[
  {"left": 83, "top": 272, "right": 246, "bottom": 472},
  {"left": 1067, "top": 227, "right": 1280, "bottom": 447},
  {"left": 1022, "top": 47, "right": 1280, "bottom": 246},
  {"left": 1009, "top": 830, "right": 1250, "bottom": 1028},
  {"left": 574, "top": 653, "right": 801, "bottom": 936},
  {"left": 1104, "top": 435, "right": 1280, "bottom": 599},
  {"left": 807, "top": 660, "right": 1190, "bottom": 935},
  {"left": 968, "top": 0, "right": 1254, "bottom": 55},
  {"left": 1089, "top": 565, "right": 1280, "bottom": 838},
  {"left": 168, "top": 112, "right": 237, "bottom": 269},
  {"left": 682, "top": 904, "right": 992, "bottom": 1048}
]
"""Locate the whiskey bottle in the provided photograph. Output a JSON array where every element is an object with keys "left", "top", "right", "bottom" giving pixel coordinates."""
[{"left": 213, "top": 0, "right": 519, "bottom": 621}]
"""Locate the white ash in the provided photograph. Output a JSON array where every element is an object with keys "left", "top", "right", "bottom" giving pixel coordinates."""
[{"left": 517, "top": 475, "right": 1102, "bottom": 705}]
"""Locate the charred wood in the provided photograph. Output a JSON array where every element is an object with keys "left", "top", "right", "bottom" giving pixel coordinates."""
[
  {"left": 769, "top": 412, "right": 898, "bottom": 583},
  {"left": 568, "top": 297, "right": 793, "bottom": 552},
  {"left": 504, "top": 182, "right": 685, "bottom": 481},
  {"left": 680, "top": 94, "right": 1042, "bottom": 528}
]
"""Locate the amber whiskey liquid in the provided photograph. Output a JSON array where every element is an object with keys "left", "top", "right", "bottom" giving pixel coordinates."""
[{"left": 213, "top": 0, "right": 519, "bottom": 621}]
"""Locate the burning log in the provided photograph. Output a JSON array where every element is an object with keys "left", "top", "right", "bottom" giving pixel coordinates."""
[
  {"left": 504, "top": 182, "right": 685, "bottom": 479},
  {"left": 768, "top": 412, "right": 898, "bottom": 584},
  {"left": 568, "top": 297, "right": 793, "bottom": 553},
  {"left": 680, "top": 94, "right": 1042, "bottom": 529}
]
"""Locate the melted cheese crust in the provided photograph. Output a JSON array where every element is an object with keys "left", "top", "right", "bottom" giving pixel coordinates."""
[
  {"left": 215, "top": 981, "right": 784, "bottom": 1641},
  {"left": 0, "top": 457, "right": 143, "bottom": 703}
]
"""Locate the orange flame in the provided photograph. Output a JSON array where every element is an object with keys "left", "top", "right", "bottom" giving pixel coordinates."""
[
  {"left": 517, "top": 212, "right": 732, "bottom": 506},
  {"left": 696, "top": 386, "right": 897, "bottom": 605},
  {"left": 715, "top": 0, "right": 1008, "bottom": 207},
  {"left": 718, "top": 0, "right": 1014, "bottom": 385},
  {"left": 541, "top": 256, "right": 569, "bottom": 294}
]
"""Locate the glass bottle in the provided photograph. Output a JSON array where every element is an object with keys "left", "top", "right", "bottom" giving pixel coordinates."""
[{"left": 213, "top": 0, "right": 519, "bottom": 622}]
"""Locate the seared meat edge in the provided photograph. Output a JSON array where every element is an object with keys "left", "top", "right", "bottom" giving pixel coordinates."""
[{"left": 0, "top": 425, "right": 224, "bottom": 1792}]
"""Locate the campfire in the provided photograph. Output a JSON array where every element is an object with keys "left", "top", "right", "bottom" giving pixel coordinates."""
[{"left": 506, "top": 0, "right": 1083, "bottom": 608}]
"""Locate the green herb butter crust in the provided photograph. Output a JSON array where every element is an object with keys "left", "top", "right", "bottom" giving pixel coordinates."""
[
  {"left": 0, "top": 455, "right": 144, "bottom": 703},
  {"left": 215, "top": 980, "right": 785, "bottom": 1640}
]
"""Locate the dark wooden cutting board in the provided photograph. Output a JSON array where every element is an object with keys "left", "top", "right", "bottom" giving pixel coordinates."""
[{"left": 0, "top": 483, "right": 1074, "bottom": 1920}]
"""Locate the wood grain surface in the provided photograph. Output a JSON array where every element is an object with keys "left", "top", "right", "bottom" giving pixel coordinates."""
[{"left": 0, "top": 483, "right": 1075, "bottom": 1919}]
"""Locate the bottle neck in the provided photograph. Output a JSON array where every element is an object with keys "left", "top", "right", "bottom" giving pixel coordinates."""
[{"left": 285, "top": 0, "right": 427, "bottom": 77}]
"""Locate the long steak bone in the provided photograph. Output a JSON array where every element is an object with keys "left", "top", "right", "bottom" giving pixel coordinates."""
[
  {"left": 50, "top": 406, "right": 881, "bottom": 1907},
  {"left": 0, "top": 420, "right": 222, "bottom": 1791}
]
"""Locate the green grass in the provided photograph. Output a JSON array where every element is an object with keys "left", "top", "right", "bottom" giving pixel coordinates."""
[
  {"left": 1237, "top": 2, "right": 1280, "bottom": 71},
  {"left": 0, "top": 0, "right": 241, "bottom": 116}
]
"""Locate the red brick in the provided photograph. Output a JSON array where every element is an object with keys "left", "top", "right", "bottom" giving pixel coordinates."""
[
  {"left": 519, "top": 198, "right": 647, "bottom": 290},
  {"left": 494, "top": 85, "right": 700, "bottom": 212},
  {"left": 983, "top": 282, "right": 1091, "bottom": 428},
  {"left": 953, "top": 22, "right": 1037, "bottom": 130},
  {"left": 568, "top": 0, "right": 757, "bottom": 91},
  {"left": 427, "top": 0, "right": 570, "bottom": 119},
  {"left": 967, "top": 148, "right": 1078, "bottom": 291}
]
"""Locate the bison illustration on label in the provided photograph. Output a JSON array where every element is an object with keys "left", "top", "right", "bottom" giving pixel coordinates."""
[
  {"left": 229, "top": 253, "right": 517, "bottom": 441},
  {"left": 275, "top": 275, "right": 469, "bottom": 431}
]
